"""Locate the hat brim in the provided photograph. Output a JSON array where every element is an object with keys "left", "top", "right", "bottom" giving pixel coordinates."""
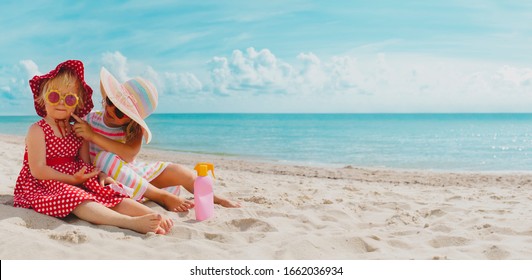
[{"left": 100, "top": 67, "right": 152, "bottom": 143}]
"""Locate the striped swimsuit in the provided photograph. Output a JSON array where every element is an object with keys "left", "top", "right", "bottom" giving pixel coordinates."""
[{"left": 85, "top": 111, "right": 179, "bottom": 200}]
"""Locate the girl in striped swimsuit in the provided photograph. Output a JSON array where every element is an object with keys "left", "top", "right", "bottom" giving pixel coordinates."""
[{"left": 72, "top": 67, "right": 240, "bottom": 212}]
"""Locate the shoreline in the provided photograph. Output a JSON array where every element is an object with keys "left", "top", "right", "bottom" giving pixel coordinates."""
[
  {"left": 4, "top": 132, "right": 531, "bottom": 175},
  {"left": 148, "top": 145, "right": 532, "bottom": 175},
  {"left": 4, "top": 132, "right": 532, "bottom": 188},
  {"left": 1, "top": 134, "right": 532, "bottom": 259}
]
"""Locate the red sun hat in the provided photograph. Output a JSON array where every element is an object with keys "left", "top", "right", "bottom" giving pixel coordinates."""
[{"left": 29, "top": 60, "right": 94, "bottom": 118}]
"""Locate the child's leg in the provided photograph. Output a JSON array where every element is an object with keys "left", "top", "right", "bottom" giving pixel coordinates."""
[
  {"left": 94, "top": 151, "right": 150, "bottom": 201},
  {"left": 143, "top": 185, "right": 193, "bottom": 212},
  {"left": 111, "top": 198, "right": 174, "bottom": 233},
  {"left": 95, "top": 151, "right": 193, "bottom": 212},
  {"left": 149, "top": 163, "right": 195, "bottom": 190},
  {"left": 150, "top": 163, "right": 241, "bottom": 208},
  {"left": 72, "top": 200, "right": 161, "bottom": 234}
]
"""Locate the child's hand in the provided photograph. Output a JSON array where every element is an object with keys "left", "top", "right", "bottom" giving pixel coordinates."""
[
  {"left": 72, "top": 113, "right": 95, "bottom": 141},
  {"left": 98, "top": 172, "right": 117, "bottom": 187},
  {"left": 72, "top": 166, "right": 100, "bottom": 185}
]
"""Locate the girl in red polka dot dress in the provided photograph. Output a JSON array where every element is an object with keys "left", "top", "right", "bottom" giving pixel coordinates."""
[{"left": 14, "top": 60, "right": 173, "bottom": 235}]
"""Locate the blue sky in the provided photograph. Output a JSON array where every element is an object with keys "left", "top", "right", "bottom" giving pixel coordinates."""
[{"left": 1, "top": 0, "right": 532, "bottom": 114}]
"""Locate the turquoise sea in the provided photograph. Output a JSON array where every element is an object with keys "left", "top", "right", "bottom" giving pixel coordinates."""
[{"left": 2, "top": 113, "right": 532, "bottom": 171}]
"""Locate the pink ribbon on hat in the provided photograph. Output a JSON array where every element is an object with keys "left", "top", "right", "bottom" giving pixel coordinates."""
[{"left": 118, "top": 84, "right": 141, "bottom": 114}]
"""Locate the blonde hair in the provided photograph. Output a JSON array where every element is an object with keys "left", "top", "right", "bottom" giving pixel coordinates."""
[{"left": 36, "top": 69, "right": 85, "bottom": 115}]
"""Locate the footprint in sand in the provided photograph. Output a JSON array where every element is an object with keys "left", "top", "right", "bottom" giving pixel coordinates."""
[
  {"left": 429, "top": 236, "right": 470, "bottom": 248},
  {"left": 342, "top": 186, "right": 358, "bottom": 192},
  {"left": 48, "top": 230, "right": 88, "bottom": 244},
  {"left": 429, "top": 224, "right": 453, "bottom": 233},
  {"left": 204, "top": 232, "right": 267, "bottom": 244},
  {"left": 0, "top": 195, "right": 14, "bottom": 205},
  {"left": 228, "top": 218, "right": 277, "bottom": 232},
  {"left": 422, "top": 209, "right": 446, "bottom": 218},
  {"left": 483, "top": 245, "right": 510, "bottom": 260},
  {"left": 344, "top": 237, "right": 378, "bottom": 253},
  {"left": 242, "top": 196, "right": 271, "bottom": 205},
  {"left": 446, "top": 195, "right": 462, "bottom": 201},
  {"left": 204, "top": 232, "right": 230, "bottom": 242},
  {"left": 387, "top": 239, "right": 411, "bottom": 249}
]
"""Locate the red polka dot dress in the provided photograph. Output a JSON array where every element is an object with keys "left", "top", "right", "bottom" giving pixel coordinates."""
[{"left": 14, "top": 120, "right": 126, "bottom": 217}]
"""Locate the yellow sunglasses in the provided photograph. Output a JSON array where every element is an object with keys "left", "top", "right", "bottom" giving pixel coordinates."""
[{"left": 45, "top": 89, "right": 79, "bottom": 108}]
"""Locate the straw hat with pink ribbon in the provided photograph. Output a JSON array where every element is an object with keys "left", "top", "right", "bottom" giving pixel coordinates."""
[{"left": 100, "top": 67, "right": 158, "bottom": 143}]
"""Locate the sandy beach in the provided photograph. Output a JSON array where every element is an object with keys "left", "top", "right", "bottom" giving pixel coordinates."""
[{"left": 1, "top": 134, "right": 532, "bottom": 260}]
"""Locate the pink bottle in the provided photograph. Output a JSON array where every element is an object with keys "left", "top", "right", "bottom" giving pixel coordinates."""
[{"left": 193, "top": 162, "right": 215, "bottom": 221}]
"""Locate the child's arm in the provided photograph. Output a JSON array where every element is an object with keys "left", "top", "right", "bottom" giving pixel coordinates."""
[
  {"left": 85, "top": 129, "right": 142, "bottom": 163},
  {"left": 72, "top": 114, "right": 142, "bottom": 163},
  {"left": 98, "top": 172, "right": 118, "bottom": 186},
  {"left": 78, "top": 140, "right": 112, "bottom": 187},
  {"left": 79, "top": 140, "right": 91, "bottom": 165},
  {"left": 26, "top": 124, "right": 99, "bottom": 185}
]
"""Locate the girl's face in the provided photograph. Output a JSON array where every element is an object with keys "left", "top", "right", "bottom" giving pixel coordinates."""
[
  {"left": 101, "top": 83, "right": 131, "bottom": 127},
  {"left": 43, "top": 83, "right": 79, "bottom": 120}
]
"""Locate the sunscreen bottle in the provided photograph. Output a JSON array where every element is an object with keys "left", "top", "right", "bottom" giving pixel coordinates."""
[{"left": 193, "top": 162, "right": 215, "bottom": 221}]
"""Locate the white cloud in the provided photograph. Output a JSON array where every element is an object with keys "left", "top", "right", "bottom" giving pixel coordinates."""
[
  {"left": 204, "top": 48, "right": 532, "bottom": 112},
  {"left": 208, "top": 56, "right": 232, "bottom": 95},
  {"left": 101, "top": 51, "right": 130, "bottom": 81},
  {"left": 101, "top": 51, "right": 204, "bottom": 97},
  {"left": 160, "top": 72, "right": 203, "bottom": 95},
  {"left": 495, "top": 65, "right": 532, "bottom": 88},
  {"left": 208, "top": 47, "right": 295, "bottom": 95},
  {"left": 206, "top": 48, "right": 393, "bottom": 97},
  {"left": 19, "top": 60, "right": 40, "bottom": 77},
  {"left": 295, "top": 52, "right": 327, "bottom": 94},
  {"left": 3, "top": 50, "right": 531, "bottom": 115},
  {"left": 328, "top": 56, "right": 359, "bottom": 91},
  {"left": 0, "top": 60, "right": 41, "bottom": 115},
  {"left": 0, "top": 60, "right": 39, "bottom": 100}
]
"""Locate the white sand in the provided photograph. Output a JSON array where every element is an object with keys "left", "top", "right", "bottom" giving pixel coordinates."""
[{"left": 1, "top": 134, "right": 532, "bottom": 260}]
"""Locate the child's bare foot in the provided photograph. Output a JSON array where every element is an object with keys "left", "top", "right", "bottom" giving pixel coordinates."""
[
  {"left": 130, "top": 213, "right": 162, "bottom": 234},
  {"left": 215, "top": 197, "right": 241, "bottom": 208},
  {"left": 155, "top": 226, "right": 166, "bottom": 235},
  {"left": 161, "top": 193, "right": 194, "bottom": 212},
  {"left": 160, "top": 215, "right": 174, "bottom": 233}
]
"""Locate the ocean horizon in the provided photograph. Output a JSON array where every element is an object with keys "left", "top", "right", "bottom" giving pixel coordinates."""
[{"left": 2, "top": 113, "right": 532, "bottom": 172}]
